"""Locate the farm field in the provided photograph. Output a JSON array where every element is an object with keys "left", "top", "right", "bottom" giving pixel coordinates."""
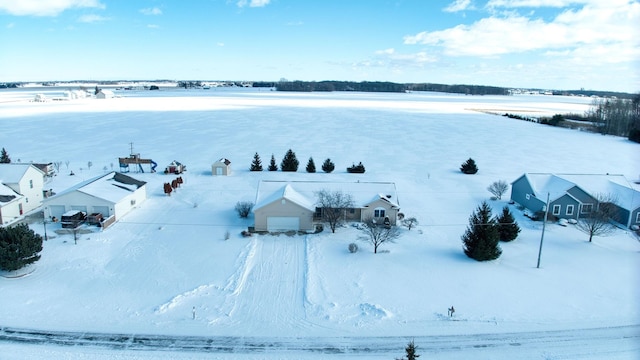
[{"left": 0, "top": 87, "right": 638, "bottom": 359}]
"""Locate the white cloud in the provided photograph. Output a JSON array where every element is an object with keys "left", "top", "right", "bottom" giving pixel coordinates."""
[
  {"left": 140, "top": 7, "right": 162, "bottom": 16},
  {"left": 77, "top": 14, "right": 108, "bottom": 23},
  {"left": 237, "top": 0, "right": 271, "bottom": 8},
  {"left": 444, "top": 0, "right": 472, "bottom": 13},
  {"left": 0, "top": 0, "right": 104, "bottom": 17},
  {"left": 147, "top": 24, "right": 159, "bottom": 29},
  {"left": 404, "top": 1, "right": 639, "bottom": 57}
]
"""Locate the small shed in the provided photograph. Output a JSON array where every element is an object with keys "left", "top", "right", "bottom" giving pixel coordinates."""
[
  {"left": 96, "top": 89, "right": 114, "bottom": 99},
  {"left": 212, "top": 158, "right": 231, "bottom": 176}
]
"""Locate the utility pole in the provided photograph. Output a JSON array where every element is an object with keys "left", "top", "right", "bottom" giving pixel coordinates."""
[
  {"left": 42, "top": 211, "right": 48, "bottom": 241},
  {"left": 537, "top": 192, "right": 550, "bottom": 269}
]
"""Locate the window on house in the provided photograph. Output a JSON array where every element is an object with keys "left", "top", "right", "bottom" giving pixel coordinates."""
[
  {"left": 636, "top": 212, "right": 640, "bottom": 223},
  {"left": 552, "top": 205, "right": 561, "bottom": 216},
  {"left": 374, "top": 208, "right": 385, "bottom": 218},
  {"left": 566, "top": 205, "right": 574, "bottom": 216},
  {"left": 349, "top": 208, "right": 355, "bottom": 214},
  {"left": 315, "top": 207, "right": 322, "bottom": 218},
  {"left": 581, "top": 203, "right": 593, "bottom": 213},
  {"left": 29, "top": 179, "right": 33, "bottom": 189}
]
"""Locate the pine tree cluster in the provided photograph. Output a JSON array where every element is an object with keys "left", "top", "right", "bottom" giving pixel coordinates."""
[
  {"left": 250, "top": 151, "right": 336, "bottom": 173},
  {"left": 461, "top": 202, "right": 520, "bottom": 261}
]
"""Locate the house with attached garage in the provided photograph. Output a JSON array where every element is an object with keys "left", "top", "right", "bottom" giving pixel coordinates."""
[
  {"left": 510, "top": 173, "right": 640, "bottom": 229},
  {"left": 43, "top": 172, "right": 147, "bottom": 227},
  {"left": 0, "top": 164, "right": 45, "bottom": 225},
  {"left": 252, "top": 180, "right": 400, "bottom": 232}
]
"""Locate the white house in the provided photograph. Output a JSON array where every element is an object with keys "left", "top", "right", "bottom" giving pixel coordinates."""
[
  {"left": 0, "top": 164, "right": 45, "bottom": 224},
  {"left": 252, "top": 180, "right": 400, "bottom": 232},
  {"left": 211, "top": 158, "right": 231, "bottom": 176},
  {"left": 43, "top": 172, "right": 147, "bottom": 223}
]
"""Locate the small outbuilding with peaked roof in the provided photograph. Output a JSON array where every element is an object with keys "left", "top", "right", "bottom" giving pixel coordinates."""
[{"left": 212, "top": 158, "right": 231, "bottom": 176}]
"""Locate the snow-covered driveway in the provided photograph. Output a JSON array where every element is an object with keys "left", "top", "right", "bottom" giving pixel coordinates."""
[{"left": 219, "top": 235, "right": 312, "bottom": 333}]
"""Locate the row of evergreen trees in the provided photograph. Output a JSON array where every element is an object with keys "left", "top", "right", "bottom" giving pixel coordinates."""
[
  {"left": 462, "top": 202, "right": 520, "bottom": 261},
  {"left": 250, "top": 150, "right": 338, "bottom": 173}
]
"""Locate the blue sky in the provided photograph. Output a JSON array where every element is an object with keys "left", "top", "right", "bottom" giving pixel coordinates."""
[{"left": 0, "top": 0, "right": 638, "bottom": 92}]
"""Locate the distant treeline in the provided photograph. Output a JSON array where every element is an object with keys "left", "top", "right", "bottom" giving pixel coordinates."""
[
  {"left": 253, "top": 81, "right": 510, "bottom": 95},
  {"left": 551, "top": 90, "right": 636, "bottom": 100}
]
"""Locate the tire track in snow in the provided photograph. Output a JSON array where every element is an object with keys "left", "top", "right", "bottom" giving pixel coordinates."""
[{"left": 218, "top": 235, "right": 316, "bottom": 333}]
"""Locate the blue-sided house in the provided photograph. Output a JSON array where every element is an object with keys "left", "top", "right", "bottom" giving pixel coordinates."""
[{"left": 511, "top": 173, "right": 640, "bottom": 229}]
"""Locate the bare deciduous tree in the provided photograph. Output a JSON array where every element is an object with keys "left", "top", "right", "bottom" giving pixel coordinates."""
[
  {"left": 358, "top": 217, "right": 400, "bottom": 253},
  {"left": 487, "top": 180, "right": 509, "bottom": 200},
  {"left": 575, "top": 193, "right": 619, "bottom": 242},
  {"left": 402, "top": 217, "right": 418, "bottom": 230},
  {"left": 315, "top": 189, "right": 354, "bottom": 233}
]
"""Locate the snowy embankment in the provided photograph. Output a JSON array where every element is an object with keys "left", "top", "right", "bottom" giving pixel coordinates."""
[{"left": 0, "top": 88, "right": 638, "bottom": 359}]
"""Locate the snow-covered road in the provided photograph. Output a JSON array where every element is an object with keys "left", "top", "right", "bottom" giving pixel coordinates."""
[{"left": 1, "top": 324, "right": 637, "bottom": 359}]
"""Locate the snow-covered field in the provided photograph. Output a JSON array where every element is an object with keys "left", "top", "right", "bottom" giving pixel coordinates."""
[{"left": 0, "top": 87, "right": 638, "bottom": 359}]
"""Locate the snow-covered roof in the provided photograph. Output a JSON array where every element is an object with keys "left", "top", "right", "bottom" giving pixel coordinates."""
[
  {"left": 524, "top": 173, "right": 577, "bottom": 202},
  {"left": 0, "top": 183, "right": 19, "bottom": 203},
  {"left": 0, "top": 163, "right": 44, "bottom": 184},
  {"left": 214, "top": 158, "right": 231, "bottom": 166},
  {"left": 49, "top": 172, "right": 146, "bottom": 204},
  {"left": 559, "top": 174, "right": 640, "bottom": 211},
  {"left": 524, "top": 173, "right": 640, "bottom": 211},
  {"left": 253, "top": 180, "right": 399, "bottom": 212}
]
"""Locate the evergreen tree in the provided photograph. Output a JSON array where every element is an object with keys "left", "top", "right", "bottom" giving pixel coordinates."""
[
  {"left": 461, "top": 201, "right": 501, "bottom": 261},
  {"left": 0, "top": 223, "right": 43, "bottom": 271},
  {"left": 306, "top": 157, "right": 316, "bottom": 173},
  {"left": 321, "top": 158, "right": 335, "bottom": 173},
  {"left": 496, "top": 206, "right": 520, "bottom": 242},
  {"left": 268, "top": 154, "right": 278, "bottom": 171},
  {"left": 396, "top": 340, "right": 420, "bottom": 360},
  {"left": 280, "top": 149, "right": 299, "bottom": 172},
  {"left": 460, "top": 158, "right": 478, "bottom": 174},
  {"left": 250, "top": 152, "right": 263, "bottom": 171},
  {"left": 0, "top": 147, "right": 10, "bottom": 163}
]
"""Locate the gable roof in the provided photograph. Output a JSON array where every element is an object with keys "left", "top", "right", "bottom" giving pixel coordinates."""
[
  {"left": 559, "top": 174, "right": 640, "bottom": 211},
  {"left": 0, "top": 163, "right": 45, "bottom": 184},
  {"left": 0, "top": 183, "right": 19, "bottom": 203},
  {"left": 214, "top": 158, "right": 231, "bottom": 166},
  {"left": 523, "top": 173, "right": 578, "bottom": 202},
  {"left": 253, "top": 184, "right": 315, "bottom": 212},
  {"left": 253, "top": 180, "right": 399, "bottom": 212},
  {"left": 49, "top": 172, "right": 146, "bottom": 204}
]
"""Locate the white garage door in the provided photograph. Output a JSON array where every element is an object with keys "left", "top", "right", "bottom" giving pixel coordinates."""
[
  {"left": 267, "top": 217, "right": 300, "bottom": 231},
  {"left": 49, "top": 205, "right": 66, "bottom": 220}
]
